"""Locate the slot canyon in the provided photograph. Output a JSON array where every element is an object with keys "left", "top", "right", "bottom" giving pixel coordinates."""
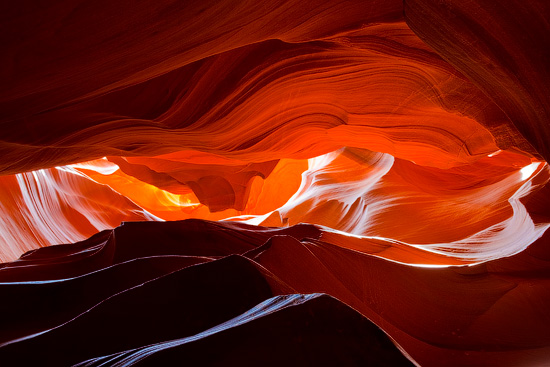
[{"left": 1, "top": 0, "right": 549, "bottom": 366}]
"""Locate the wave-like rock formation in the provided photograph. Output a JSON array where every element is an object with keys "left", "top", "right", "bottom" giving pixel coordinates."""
[
  {"left": 1, "top": 220, "right": 549, "bottom": 366},
  {"left": 0, "top": 0, "right": 540, "bottom": 175},
  {"left": 1, "top": 0, "right": 550, "bottom": 366}
]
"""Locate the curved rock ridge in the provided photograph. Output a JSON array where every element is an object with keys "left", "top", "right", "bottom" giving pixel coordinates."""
[
  {"left": 0, "top": 5, "right": 538, "bottom": 174},
  {"left": 0, "top": 146, "right": 547, "bottom": 265},
  {"left": 0, "top": 219, "right": 548, "bottom": 367},
  {"left": 0, "top": 155, "right": 309, "bottom": 262},
  {"left": 0, "top": 166, "right": 159, "bottom": 263},
  {"left": 72, "top": 293, "right": 415, "bottom": 367},
  {"left": 244, "top": 148, "right": 550, "bottom": 264}
]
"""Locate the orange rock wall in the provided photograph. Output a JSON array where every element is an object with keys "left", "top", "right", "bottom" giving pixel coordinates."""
[{"left": 1, "top": 1, "right": 549, "bottom": 366}]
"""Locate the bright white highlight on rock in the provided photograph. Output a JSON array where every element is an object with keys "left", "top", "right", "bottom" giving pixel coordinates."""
[{"left": 520, "top": 162, "right": 539, "bottom": 180}]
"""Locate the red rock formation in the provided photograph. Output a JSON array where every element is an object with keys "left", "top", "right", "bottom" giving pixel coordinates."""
[
  {"left": 0, "top": 220, "right": 548, "bottom": 366},
  {"left": 404, "top": 0, "right": 550, "bottom": 163},
  {"left": 0, "top": 0, "right": 549, "bottom": 365}
]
